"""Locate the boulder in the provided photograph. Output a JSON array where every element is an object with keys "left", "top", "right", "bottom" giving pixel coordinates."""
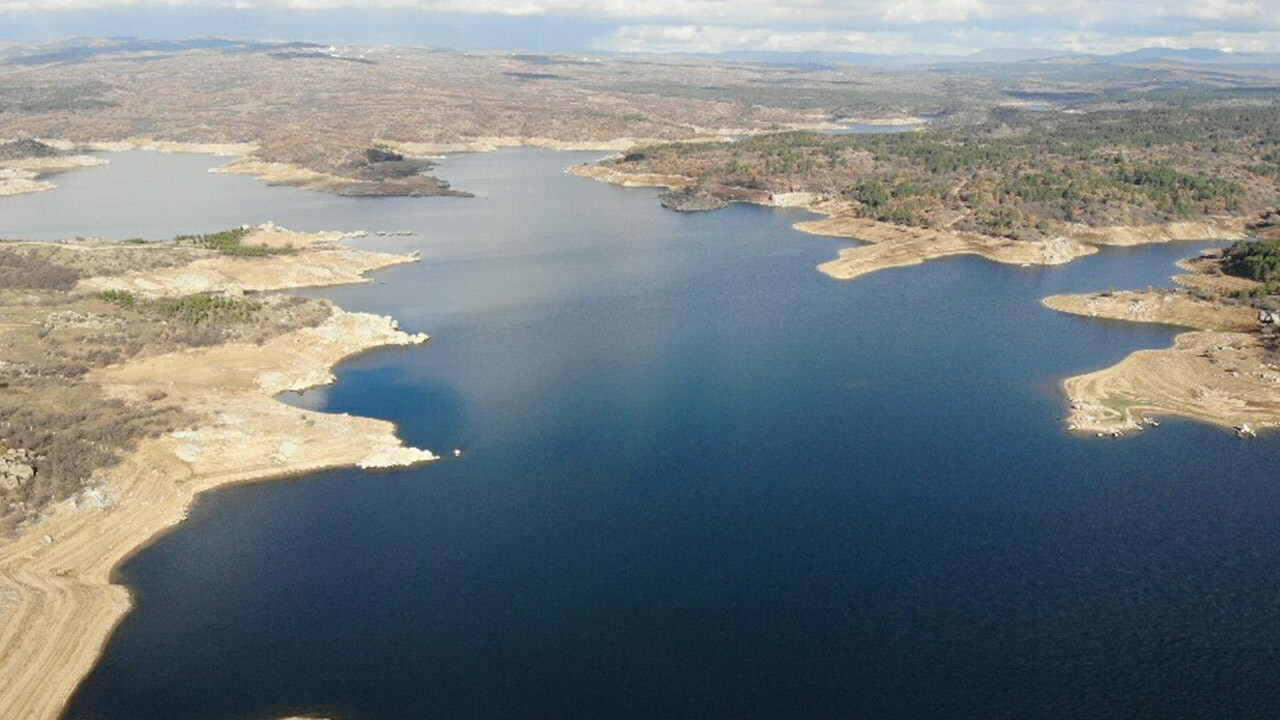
[
  {"left": 660, "top": 187, "right": 728, "bottom": 212},
  {"left": 0, "top": 448, "right": 38, "bottom": 490}
]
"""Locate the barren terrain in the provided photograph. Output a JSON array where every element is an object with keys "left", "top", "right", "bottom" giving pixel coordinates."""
[
  {"left": 0, "top": 226, "right": 435, "bottom": 719},
  {"left": 1044, "top": 247, "right": 1280, "bottom": 435}
]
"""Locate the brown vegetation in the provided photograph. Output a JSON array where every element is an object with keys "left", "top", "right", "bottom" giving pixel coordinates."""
[
  {"left": 603, "top": 106, "right": 1280, "bottom": 242},
  {"left": 0, "top": 238, "right": 338, "bottom": 535}
]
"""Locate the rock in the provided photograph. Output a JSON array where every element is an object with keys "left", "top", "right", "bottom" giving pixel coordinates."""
[
  {"left": 358, "top": 446, "right": 439, "bottom": 469},
  {"left": 0, "top": 448, "right": 38, "bottom": 490},
  {"left": 0, "top": 138, "right": 63, "bottom": 160},
  {"left": 660, "top": 187, "right": 728, "bottom": 212},
  {"left": 1249, "top": 208, "right": 1280, "bottom": 239},
  {"left": 769, "top": 191, "right": 820, "bottom": 208}
]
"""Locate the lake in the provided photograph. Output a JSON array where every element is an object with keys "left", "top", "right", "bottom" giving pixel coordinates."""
[{"left": 5, "top": 149, "right": 1279, "bottom": 719}]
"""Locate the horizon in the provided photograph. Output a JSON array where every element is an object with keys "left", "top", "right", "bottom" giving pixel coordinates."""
[
  {"left": 2, "top": 1, "right": 1278, "bottom": 56},
  {"left": 2, "top": 31, "right": 1276, "bottom": 63}
]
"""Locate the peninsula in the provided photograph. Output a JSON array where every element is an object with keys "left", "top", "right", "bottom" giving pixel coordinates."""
[
  {"left": 0, "top": 224, "right": 436, "bottom": 719},
  {"left": 573, "top": 106, "right": 1275, "bottom": 280},
  {"left": 1044, "top": 234, "right": 1280, "bottom": 437}
]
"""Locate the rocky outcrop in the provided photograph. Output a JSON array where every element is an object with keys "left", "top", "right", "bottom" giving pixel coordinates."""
[
  {"left": 0, "top": 167, "right": 55, "bottom": 196},
  {"left": 359, "top": 446, "right": 440, "bottom": 469},
  {"left": 0, "top": 138, "right": 109, "bottom": 197},
  {"left": 0, "top": 139, "right": 62, "bottom": 161},
  {"left": 0, "top": 449, "right": 38, "bottom": 492},
  {"left": 1249, "top": 208, "right": 1280, "bottom": 240},
  {"left": 212, "top": 158, "right": 469, "bottom": 198},
  {"left": 660, "top": 187, "right": 728, "bottom": 212}
]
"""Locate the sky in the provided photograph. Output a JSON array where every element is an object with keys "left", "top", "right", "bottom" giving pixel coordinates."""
[{"left": 1, "top": 0, "right": 1278, "bottom": 56}]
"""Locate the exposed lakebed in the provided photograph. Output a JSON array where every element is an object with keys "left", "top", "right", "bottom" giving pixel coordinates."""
[{"left": 7, "top": 149, "right": 1280, "bottom": 719}]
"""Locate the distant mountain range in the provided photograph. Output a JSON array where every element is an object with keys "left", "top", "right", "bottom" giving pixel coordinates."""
[
  {"left": 708, "top": 46, "right": 1280, "bottom": 68},
  {"left": 2, "top": 36, "right": 1278, "bottom": 70}
]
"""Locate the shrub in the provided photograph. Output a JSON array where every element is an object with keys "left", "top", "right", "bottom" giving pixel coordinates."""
[
  {"left": 155, "top": 294, "right": 262, "bottom": 324},
  {"left": 1224, "top": 239, "right": 1280, "bottom": 282},
  {"left": 96, "top": 289, "right": 137, "bottom": 310},
  {"left": 175, "top": 228, "right": 292, "bottom": 257},
  {"left": 0, "top": 249, "right": 81, "bottom": 290}
]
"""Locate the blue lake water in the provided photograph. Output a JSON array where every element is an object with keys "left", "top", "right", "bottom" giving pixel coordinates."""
[{"left": 6, "top": 150, "right": 1280, "bottom": 719}]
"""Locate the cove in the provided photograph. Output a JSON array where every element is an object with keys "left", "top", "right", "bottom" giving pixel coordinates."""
[{"left": 8, "top": 149, "right": 1279, "bottom": 719}]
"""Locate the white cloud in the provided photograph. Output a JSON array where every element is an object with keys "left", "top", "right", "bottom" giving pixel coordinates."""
[
  {"left": 595, "top": 22, "right": 1280, "bottom": 56},
  {"left": 595, "top": 24, "right": 934, "bottom": 54},
  {"left": 1184, "top": 0, "right": 1262, "bottom": 20},
  {"left": 2, "top": 0, "right": 1279, "bottom": 54},
  {"left": 2, "top": 0, "right": 1276, "bottom": 26}
]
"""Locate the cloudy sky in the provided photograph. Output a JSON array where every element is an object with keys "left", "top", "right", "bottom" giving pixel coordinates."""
[{"left": 1, "top": 0, "right": 1278, "bottom": 56}]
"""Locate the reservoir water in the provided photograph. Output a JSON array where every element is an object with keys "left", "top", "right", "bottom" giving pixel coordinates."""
[{"left": 5, "top": 150, "right": 1279, "bottom": 719}]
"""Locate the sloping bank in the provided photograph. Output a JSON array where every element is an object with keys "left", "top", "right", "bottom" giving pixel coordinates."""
[
  {"left": 1043, "top": 252, "right": 1280, "bottom": 437},
  {"left": 568, "top": 163, "right": 1245, "bottom": 281},
  {"left": 569, "top": 159, "right": 1271, "bottom": 440},
  {"left": 0, "top": 226, "right": 437, "bottom": 720}
]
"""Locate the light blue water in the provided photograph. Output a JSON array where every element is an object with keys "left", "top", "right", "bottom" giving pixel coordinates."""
[{"left": 6, "top": 150, "right": 1278, "bottom": 720}]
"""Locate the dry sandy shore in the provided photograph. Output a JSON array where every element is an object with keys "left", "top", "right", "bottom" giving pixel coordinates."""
[
  {"left": 215, "top": 135, "right": 729, "bottom": 194},
  {"left": 209, "top": 158, "right": 373, "bottom": 195},
  {"left": 1044, "top": 260, "right": 1280, "bottom": 436},
  {"left": 0, "top": 230, "right": 436, "bottom": 719},
  {"left": 800, "top": 213, "right": 1096, "bottom": 278},
  {"left": 77, "top": 225, "right": 417, "bottom": 299},
  {"left": 0, "top": 155, "right": 107, "bottom": 197},
  {"left": 1, "top": 138, "right": 251, "bottom": 198}
]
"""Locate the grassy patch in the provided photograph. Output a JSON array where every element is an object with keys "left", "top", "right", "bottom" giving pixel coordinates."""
[
  {"left": 155, "top": 294, "right": 262, "bottom": 324},
  {"left": 175, "top": 228, "right": 293, "bottom": 257},
  {"left": 96, "top": 289, "right": 137, "bottom": 310},
  {"left": 97, "top": 290, "right": 262, "bottom": 324}
]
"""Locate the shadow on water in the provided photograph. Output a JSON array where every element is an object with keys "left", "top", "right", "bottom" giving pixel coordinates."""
[{"left": 24, "top": 148, "right": 1280, "bottom": 720}]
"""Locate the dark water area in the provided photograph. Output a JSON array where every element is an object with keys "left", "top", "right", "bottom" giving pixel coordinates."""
[{"left": 10, "top": 149, "right": 1280, "bottom": 719}]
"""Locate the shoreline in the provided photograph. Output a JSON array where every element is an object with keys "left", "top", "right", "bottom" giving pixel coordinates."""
[
  {"left": 0, "top": 155, "right": 109, "bottom": 198},
  {"left": 9, "top": 125, "right": 835, "bottom": 200},
  {"left": 0, "top": 230, "right": 437, "bottom": 719},
  {"left": 569, "top": 158, "right": 1280, "bottom": 438},
  {"left": 1043, "top": 252, "right": 1280, "bottom": 436},
  {"left": 567, "top": 163, "right": 1248, "bottom": 280},
  {"left": 0, "top": 138, "right": 252, "bottom": 200}
]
